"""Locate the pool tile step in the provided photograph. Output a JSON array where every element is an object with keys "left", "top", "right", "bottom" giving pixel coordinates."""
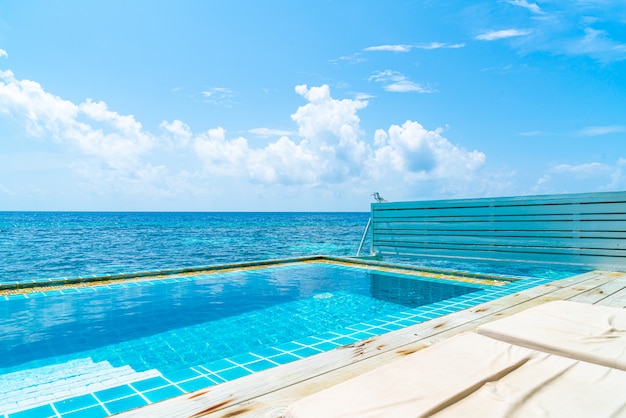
[{"left": 0, "top": 358, "right": 161, "bottom": 415}]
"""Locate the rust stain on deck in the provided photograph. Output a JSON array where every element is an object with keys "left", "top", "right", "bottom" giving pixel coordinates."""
[
  {"left": 474, "top": 308, "right": 489, "bottom": 313},
  {"left": 221, "top": 407, "right": 253, "bottom": 417},
  {"left": 433, "top": 322, "right": 447, "bottom": 329},
  {"left": 188, "top": 390, "right": 210, "bottom": 400},
  {"left": 397, "top": 345, "right": 427, "bottom": 356},
  {"left": 342, "top": 338, "right": 374, "bottom": 350},
  {"left": 189, "top": 400, "right": 233, "bottom": 417}
]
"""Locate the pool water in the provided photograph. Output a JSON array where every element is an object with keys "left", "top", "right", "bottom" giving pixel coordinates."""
[
  {"left": 0, "top": 261, "right": 575, "bottom": 417},
  {"left": 0, "top": 263, "right": 482, "bottom": 373}
]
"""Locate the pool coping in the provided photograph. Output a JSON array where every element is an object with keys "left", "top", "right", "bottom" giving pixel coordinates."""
[{"left": 0, "top": 255, "right": 518, "bottom": 297}]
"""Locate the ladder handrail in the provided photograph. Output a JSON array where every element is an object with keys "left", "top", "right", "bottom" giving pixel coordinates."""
[{"left": 356, "top": 217, "right": 372, "bottom": 257}]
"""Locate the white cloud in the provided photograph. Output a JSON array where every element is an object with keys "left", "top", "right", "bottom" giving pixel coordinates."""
[
  {"left": 247, "top": 136, "right": 320, "bottom": 185},
  {"left": 478, "top": 2, "right": 626, "bottom": 63},
  {"left": 364, "top": 44, "right": 412, "bottom": 52},
  {"left": 160, "top": 119, "right": 192, "bottom": 138},
  {"left": 0, "top": 72, "right": 488, "bottom": 203},
  {"left": 576, "top": 125, "right": 626, "bottom": 136},
  {"left": 0, "top": 49, "right": 7, "bottom": 58},
  {"left": 202, "top": 87, "right": 233, "bottom": 97},
  {"left": 248, "top": 128, "right": 295, "bottom": 137},
  {"left": 331, "top": 53, "right": 366, "bottom": 64},
  {"left": 369, "top": 121, "right": 485, "bottom": 182},
  {"left": 506, "top": 0, "right": 543, "bottom": 14},
  {"left": 194, "top": 127, "right": 250, "bottom": 176},
  {"left": 414, "top": 42, "right": 465, "bottom": 50},
  {"left": 369, "top": 70, "right": 436, "bottom": 93},
  {"left": 565, "top": 27, "right": 626, "bottom": 62},
  {"left": 160, "top": 119, "right": 193, "bottom": 148},
  {"left": 353, "top": 92, "right": 375, "bottom": 100},
  {"left": 202, "top": 87, "right": 235, "bottom": 106},
  {"left": 193, "top": 85, "right": 483, "bottom": 188},
  {"left": 194, "top": 127, "right": 323, "bottom": 184},
  {"left": 534, "top": 159, "right": 626, "bottom": 193},
  {"left": 365, "top": 43, "right": 465, "bottom": 52},
  {"left": 476, "top": 29, "right": 532, "bottom": 41},
  {"left": 0, "top": 70, "right": 155, "bottom": 171},
  {"left": 552, "top": 162, "right": 611, "bottom": 175},
  {"left": 290, "top": 84, "right": 370, "bottom": 181}
]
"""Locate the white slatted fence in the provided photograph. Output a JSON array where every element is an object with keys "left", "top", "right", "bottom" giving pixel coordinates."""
[{"left": 371, "top": 191, "right": 626, "bottom": 270}]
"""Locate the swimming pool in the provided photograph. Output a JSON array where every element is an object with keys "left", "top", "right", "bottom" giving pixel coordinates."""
[{"left": 0, "top": 259, "right": 581, "bottom": 417}]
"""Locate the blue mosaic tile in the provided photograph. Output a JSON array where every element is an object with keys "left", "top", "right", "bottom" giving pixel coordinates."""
[
  {"left": 315, "top": 331, "right": 342, "bottom": 340},
  {"left": 60, "top": 405, "right": 108, "bottom": 418},
  {"left": 201, "top": 358, "right": 237, "bottom": 372},
  {"left": 363, "top": 319, "right": 388, "bottom": 326},
  {"left": 381, "top": 323, "right": 404, "bottom": 331},
  {"left": 178, "top": 376, "right": 216, "bottom": 392},
  {"left": 349, "top": 331, "right": 375, "bottom": 340},
  {"left": 246, "top": 359, "right": 276, "bottom": 372},
  {"left": 143, "top": 385, "right": 184, "bottom": 403},
  {"left": 54, "top": 394, "right": 98, "bottom": 414},
  {"left": 228, "top": 352, "right": 261, "bottom": 365},
  {"left": 311, "top": 341, "right": 340, "bottom": 351},
  {"left": 9, "top": 404, "right": 56, "bottom": 418},
  {"left": 131, "top": 376, "right": 169, "bottom": 392},
  {"left": 274, "top": 341, "right": 304, "bottom": 351},
  {"left": 333, "top": 336, "right": 359, "bottom": 346},
  {"left": 215, "top": 366, "right": 252, "bottom": 381},
  {"left": 346, "top": 323, "right": 370, "bottom": 331},
  {"left": 252, "top": 346, "right": 284, "bottom": 357},
  {"left": 270, "top": 353, "right": 300, "bottom": 365},
  {"left": 104, "top": 394, "right": 149, "bottom": 415},
  {"left": 397, "top": 318, "right": 421, "bottom": 326},
  {"left": 331, "top": 328, "right": 355, "bottom": 336},
  {"left": 292, "top": 346, "right": 322, "bottom": 358},
  {"left": 163, "top": 368, "right": 202, "bottom": 383},
  {"left": 94, "top": 384, "right": 136, "bottom": 403},
  {"left": 364, "top": 327, "right": 388, "bottom": 336},
  {"left": 297, "top": 336, "right": 323, "bottom": 345}
]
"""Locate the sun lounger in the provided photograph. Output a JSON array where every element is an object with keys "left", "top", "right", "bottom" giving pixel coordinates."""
[
  {"left": 476, "top": 300, "right": 626, "bottom": 370},
  {"left": 283, "top": 332, "right": 626, "bottom": 418}
]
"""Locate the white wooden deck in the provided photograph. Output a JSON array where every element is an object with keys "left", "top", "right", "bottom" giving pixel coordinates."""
[{"left": 118, "top": 270, "right": 626, "bottom": 418}]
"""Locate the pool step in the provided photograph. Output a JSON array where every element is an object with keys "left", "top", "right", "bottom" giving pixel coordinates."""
[{"left": 0, "top": 357, "right": 161, "bottom": 415}]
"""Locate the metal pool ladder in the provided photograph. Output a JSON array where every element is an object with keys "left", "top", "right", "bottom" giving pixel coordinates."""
[{"left": 356, "top": 217, "right": 372, "bottom": 257}]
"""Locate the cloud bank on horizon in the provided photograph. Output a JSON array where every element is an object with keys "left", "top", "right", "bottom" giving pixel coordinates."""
[
  {"left": 0, "top": 70, "right": 485, "bottom": 202},
  {"left": 0, "top": 0, "right": 624, "bottom": 211}
]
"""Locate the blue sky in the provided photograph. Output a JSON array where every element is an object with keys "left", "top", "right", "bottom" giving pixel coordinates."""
[{"left": 0, "top": 0, "right": 625, "bottom": 211}]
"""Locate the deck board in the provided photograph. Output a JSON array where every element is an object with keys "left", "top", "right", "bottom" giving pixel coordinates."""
[
  {"left": 596, "top": 286, "right": 626, "bottom": 308},
  {"left": 118, "top": 270, "right": 626, "bottom": 418}
]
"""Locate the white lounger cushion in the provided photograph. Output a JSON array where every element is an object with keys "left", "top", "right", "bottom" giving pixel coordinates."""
[
  {"left": 476, "top": 300, "right": 626, "bottom": 370},
  {"left": 283, "top": 332, "right": 626, "bottom": 418}
]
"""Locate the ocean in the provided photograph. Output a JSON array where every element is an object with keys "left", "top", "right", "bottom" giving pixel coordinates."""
[
  {"left": 0, "top": 211, "right": 589, "bottom": 285},
  {"left": 0, "top": 212, "right": 371, "bottom": 284}
]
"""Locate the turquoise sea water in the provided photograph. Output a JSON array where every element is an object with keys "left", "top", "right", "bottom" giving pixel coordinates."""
[
  {"left": 0, "top": 211, "right": 588, "bottom": 284},
  {"left": 0, "top": 212, "right": 371, "bottom": 284}
]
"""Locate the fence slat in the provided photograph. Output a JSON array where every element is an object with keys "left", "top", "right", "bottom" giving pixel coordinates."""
[{"left": 371, "top": 191, "right": 626, "bottom": 270}]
